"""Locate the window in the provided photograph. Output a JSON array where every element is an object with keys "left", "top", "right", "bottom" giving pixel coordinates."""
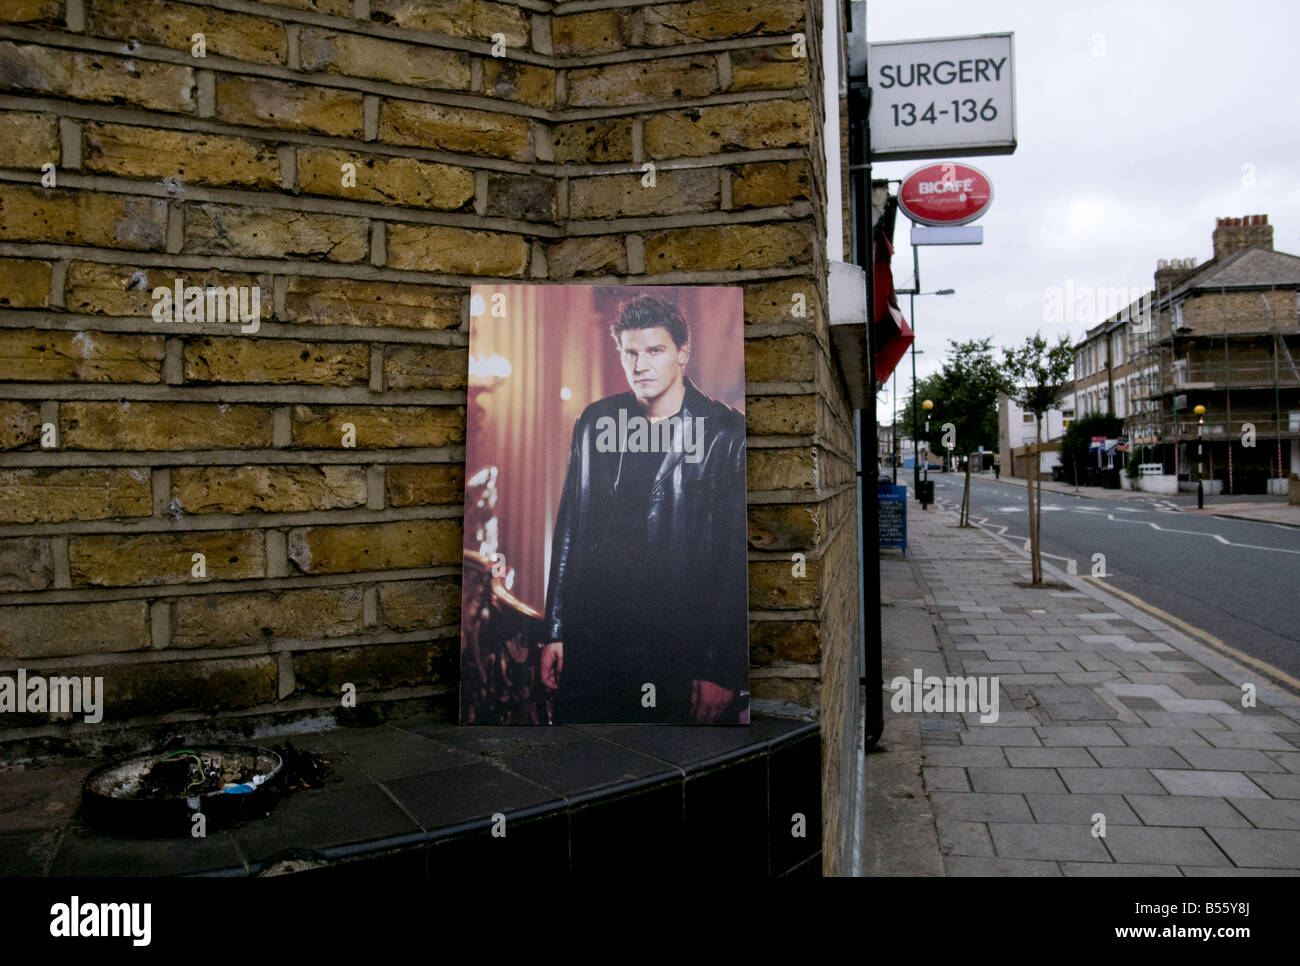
[
  {"left": 1022, "top": 413, "right": 1035, "bottom": 423},
  {"left": 1063, "top": 409, "right": 1075, "bottom": 419}
]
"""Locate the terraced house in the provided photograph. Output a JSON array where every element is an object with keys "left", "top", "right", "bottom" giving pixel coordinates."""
[{"left": 1073, "top": 215, "right": 1300, "bottom": 494}]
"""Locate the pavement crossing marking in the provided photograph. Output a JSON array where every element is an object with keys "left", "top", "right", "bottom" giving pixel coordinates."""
[{"left": 1085, "top": 578, "right": 1300, "bottom": 696}]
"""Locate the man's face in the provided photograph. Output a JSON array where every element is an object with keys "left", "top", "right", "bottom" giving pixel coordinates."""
[{"left": 617, "top": 326, "right": 689, "bottom": 407}]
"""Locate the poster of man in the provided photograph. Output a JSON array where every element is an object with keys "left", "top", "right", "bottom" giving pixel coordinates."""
[{"left": 460, "top": 285, "right": 749, "bottom": 725}]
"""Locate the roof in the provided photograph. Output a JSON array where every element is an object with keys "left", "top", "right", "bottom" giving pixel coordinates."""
[
  {"left": 1167, "top": 246, "right": 1300, "bottom": 299},
  {"left": 1074, "top": 245, "right": 1300, "bottom": 350}
]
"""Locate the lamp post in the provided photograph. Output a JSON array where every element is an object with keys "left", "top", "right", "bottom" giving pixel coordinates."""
[
  {"left": 1194, "top": 404, "right": 1206, "bottom": 509},
  {"left": 907, "top": 288, "right": 955, "bottom": 498},
  {"left": 921, "top": 398, "right": 934, "bottom": 508},
  {"left": 891, "top": 368, "right": 898, "bottom": 485}
]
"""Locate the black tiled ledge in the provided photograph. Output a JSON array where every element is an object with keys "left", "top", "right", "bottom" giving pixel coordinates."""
[{"left": 1, "top": 714, "right": 821, "bottom": 879}]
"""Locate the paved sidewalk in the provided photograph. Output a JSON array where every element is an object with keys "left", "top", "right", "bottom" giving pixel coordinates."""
[
  {"left": 865, "top": 493, "right": 1300, "bottom": 876},
  {"left": 1185, "top": 502, "right": 1300, "bottom": 528}
]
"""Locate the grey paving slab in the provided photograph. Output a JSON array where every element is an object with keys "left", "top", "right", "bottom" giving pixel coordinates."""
[
  {"left": 960, "top": 728, "right": 1042, "bottom": 747},
  {"left": 1059, "top": 671, "right": 1125, "bottom": 684},
  {"left": 1101, "top": 826, "right": 1231, "bottom": 866},
  {"left": 1244, "top": 771, "right": 1300, "bottom": 799},
  {"left": 1179, "top": 866, "right": 1300, "bottom": 876},
  {"left": 1171, "top": 686, "right": 1245, "bottom": 702},
  {"left": 1214, "top": 714, "right": 1298, "bottom": 732},
  {"left": 1036, "top": 725, "right": 1123, "bottom": 747},
  {"left": 1123, "top": 672, "right": 1200, "bottom": 687},
  {"left": 960, "top": 711, "right": 1042, "bottom": 728},
  {"left": 1007, "top": 639, "right": 1065, "bottom": 651},
  {"left": 1135, "top": 711, "right": 1229, "bottom": 730},
  {"left": 1061, "top": 862, "right": 1183, "bottom": 877},
  {"left": 1025, "top": 793, "right": 1142, "bottom": 826},
  {"left": 999, "top": 674, "right": 1073, "bottom": 686},
  {"left": 917, "top": 746, "right": 1009, "bottom": 768},
  {"left": 1016, "top": 659, "right": 1088, "bottom": 673},
  {"left": 1113, "top": 727, "right": 1211, "bottom": 748},
  {"left": 1158, "top": 698, "right": 1240, "bottom": 714},
  {"left": 1123, "top": 795, "right": 1252, "bottom": 828},
  {"left": 1223, "top": 798, "right": 1300, "bottom": 830},
  {"left": 968, "top": 767, "right": 1068, "bottom": 794},
  {"left": 935, "top": 817, "right": 994, "bottom": 857},
  {"left": 1111, "top": 640, "right": 1176, "bottom": 653},
  {"left": 961, "top": 660, "right": 1024, "bottom": 674},
  {"left": 924, "top": 766, "right": 970, "bottom": 792},
  {"left": 1266, "top": 752, "right": 1300, "bottom": 774},
  {"left": 1104, "top": 683, "right": 1182, "bottom": 700},
  {"left": 1031, "top": 686, "right": 1119, "bottom": 721},
  {"left": 1004, "top": 746, "right": 1098, "bottom": 768},
  {"left": 1174, "top": 747, "right": 1283, "bottom": 772},
  {"left": 1150, "top": 770, "right": 1268, "bottom": 798},
  {"left": 1059, "top": 768, "right": 1165, "bottom": 795},
  {"left": 1089, "top": 747, "right": 1190, "bottom": 769},
  {"left": 989, "top": 822, "right": 1110, "bottom": 862},
  {"left": 930, "top": 792, "right": 1033, "bottom": 824},
  {"left": 945, "top": 856, "right": 1062, "bottom": 876},
  {"left": 1138, "top": 660, "right": 1205, "bottom": 673},
  {"left": 1202, "top": 730, "right": 1296, "bottom": 751},
  {"left": 1206, "top": 828, "right": 1300, "bottom": 869}
]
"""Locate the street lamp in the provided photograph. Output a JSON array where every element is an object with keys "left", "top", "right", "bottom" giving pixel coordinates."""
[
  {"left": 1194, "top": 404, "right": 1206, "bottom": 509},
  {"left": 908, "top": 288, "right": 955, "bottom": 499},
  {"left": 921, "top": 398, "right": 934, "bottom": 508}
]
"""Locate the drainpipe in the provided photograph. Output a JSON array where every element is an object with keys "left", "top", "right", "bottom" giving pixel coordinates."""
[{"left": 848, "top": 16, "right": 882, "bottom": 750}]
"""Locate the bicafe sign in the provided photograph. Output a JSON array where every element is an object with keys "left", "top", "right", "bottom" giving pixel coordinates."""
[{"left": 898, "top": 162, "right": 993, "bottom": 226}]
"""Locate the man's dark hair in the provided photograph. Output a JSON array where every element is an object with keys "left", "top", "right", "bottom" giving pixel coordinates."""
[{"left": 610, "top": 295, "right": 690, "bottom": 349}]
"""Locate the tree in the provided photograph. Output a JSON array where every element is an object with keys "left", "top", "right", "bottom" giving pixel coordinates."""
[
  {"left": 935, "top": 337, "right": 1004, "bottom": 458},
  {"left": 898, "top": 338, "right": 1003, "bottom": 463},
  {"left": 1000, "top": 333, "right": 1076, "bottom": 584},
  {"left": 1060, "top": 412, "right": 1124, "bottom": 486},
  {"left": 897, "top": 372, "right": 945, "bottom": 459}
]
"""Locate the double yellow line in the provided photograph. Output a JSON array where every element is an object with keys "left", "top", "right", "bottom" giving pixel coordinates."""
[{"left": 1084, "top": 578, "right": 1300, "bottom": 695}]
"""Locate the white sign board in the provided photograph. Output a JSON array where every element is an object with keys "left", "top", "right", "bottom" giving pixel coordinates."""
[
  {"left": 911, "top": 225, "right": 983, "bottom": 246},
  {"left": 868, "top": 33, "right": 1016, "bottom": 161}
]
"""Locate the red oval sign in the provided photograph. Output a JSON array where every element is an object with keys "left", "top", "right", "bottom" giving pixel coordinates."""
[{"left": 898, "top": 162, "right": 993, "bottom": 226}]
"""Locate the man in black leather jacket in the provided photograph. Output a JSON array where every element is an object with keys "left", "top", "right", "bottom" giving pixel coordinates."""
[{"left": 540, "top": 295, "right": 748, "bottom": 724}]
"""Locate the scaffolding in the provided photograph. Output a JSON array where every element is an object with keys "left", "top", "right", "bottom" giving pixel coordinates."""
[{"left": 1126, "top": 275, "right": 1300, "bottom": 490}]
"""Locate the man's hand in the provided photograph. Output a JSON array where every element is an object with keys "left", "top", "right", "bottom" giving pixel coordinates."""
[
  {"left": 690, "top": 679, "right": 734, "bottom": 724},
  {"left": 540, "top": 641, "right": 563, "bottom": 690}
]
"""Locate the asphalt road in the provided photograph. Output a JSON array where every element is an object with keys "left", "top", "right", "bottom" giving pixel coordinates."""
[{"left": 924, "top": 473, "right": 1300, "bottom": 684}]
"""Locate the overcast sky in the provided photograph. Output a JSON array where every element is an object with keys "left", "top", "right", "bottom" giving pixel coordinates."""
[{"left": 861, "top": 0, "right": 1300, "bottom": 423}]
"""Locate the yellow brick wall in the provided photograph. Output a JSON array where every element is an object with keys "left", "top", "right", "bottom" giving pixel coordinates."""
[{"left": 1, "top": 0, "right": 857, "bottom": 871}]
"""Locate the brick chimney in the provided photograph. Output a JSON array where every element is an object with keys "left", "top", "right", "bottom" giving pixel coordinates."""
[
  {"left": 1212, "top": 214, "right": 1273, "bottom": 260},
  {"left": 1153, "top": 256, "right": 1197, "bottom": 294}
]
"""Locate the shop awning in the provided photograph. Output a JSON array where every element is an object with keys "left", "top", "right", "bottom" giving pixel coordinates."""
[{"left": 872, "top": 233, "right": 913, "bottom": 383}]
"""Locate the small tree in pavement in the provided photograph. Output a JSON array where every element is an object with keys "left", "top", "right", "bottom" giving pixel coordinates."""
[{"left": 1000, "top": 333, "right": 1076, "bottom": 584}]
